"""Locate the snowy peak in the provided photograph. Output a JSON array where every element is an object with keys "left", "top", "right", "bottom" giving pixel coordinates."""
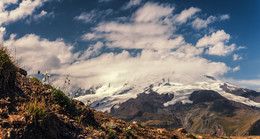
[{"left": 74, "top": 75, "right": 260, "bottom": 112}]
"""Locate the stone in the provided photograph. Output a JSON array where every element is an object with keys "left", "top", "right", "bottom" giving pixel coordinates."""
[
  {"left": 177, "top": 128, "right": 187, "bottom": 134},
  {"left": 19, "top": 68, "right": 27, "bottom": 76},
  {"left": 9, "top": 115, "right": 25, "bottom": 126}
]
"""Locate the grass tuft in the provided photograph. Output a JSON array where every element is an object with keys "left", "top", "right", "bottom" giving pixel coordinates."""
[{"left": 25, "top": 99, "right": 49, "bottom": 121}]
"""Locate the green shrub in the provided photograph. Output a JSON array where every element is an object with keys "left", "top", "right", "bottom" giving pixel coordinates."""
[
  {"left": 30, "top": 77, "right": 42, "bottom": 85},
  {"left": 51, "top": 88, "right": 76, "bottom": 113},
  {"left": 25, "top": 99, "right": 48, "bottom": 121}
]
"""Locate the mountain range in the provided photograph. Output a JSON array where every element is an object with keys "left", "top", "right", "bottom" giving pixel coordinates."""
[{"left": 74, "top": 75, "right": 260, "bottom": 136}]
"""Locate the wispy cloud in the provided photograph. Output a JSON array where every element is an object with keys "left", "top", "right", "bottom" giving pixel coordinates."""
[
  {"left": 122, "top": 0, "right": 142, "bottom": 10},
  {"left": 74, "top": 9, "right": 113, "bottom": 24},
  {"left": 233, "top": 54, "right": 243, "bottom": 61},
  {"left": 232, "top": 66, "right": 240, "bottom": 72},
  {"left": 175, "top": 7, "right": 201, "bottom": 24},
  {"left": 192, "top": 14, "right": 230, "bottom": 30}
]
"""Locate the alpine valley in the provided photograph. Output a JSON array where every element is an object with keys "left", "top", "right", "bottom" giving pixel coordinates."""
[{"left": 73, "top": 75, "right": 260, "bottom": 136}]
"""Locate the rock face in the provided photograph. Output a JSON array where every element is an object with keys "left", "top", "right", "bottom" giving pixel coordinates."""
[
  {"left": 110, "top": 90, "right": 260, "bottom": 136},
  {"left": 111, "top": 91, "right": 182, "bottom": 129}
]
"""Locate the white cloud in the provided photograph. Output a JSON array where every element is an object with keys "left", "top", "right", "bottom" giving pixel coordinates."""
[
  {"left": 0, "top": 0, "right": 45, "bottom": 25},
  {"left": 4, "top": 34, "right": 76, "bottom": 75},
  {"left": 79, "top": 41, "right": 104, "bottom": 60},
  {"left": 220, "top": 14, "right": 230, "bottom": 20},
  {"left": 52, "top": 49, "right": 230, "bottom": 90},
  {"left": 232, "top": 66, "right": 240, "bottom": 72},
  {"left": 175, "top": 7, "right": 201, "bottom": 24},
  {"left": 196, "top": 30, "right": 236, "bottom": 56},
  {"left": 122, "top": 0, "right": 142, "bottom": 10},
  {"left": 75, "top": 9, "right": 113, "bottom": 24},
  {"left": 192, "top": 16, "right": 216, "bottom": 30},
  {"left": 134, "top": 2, "right": 174, "bottom": 23},
  {"left": 206, "top": 42, "right": 236, "bottom": 56},
  {"left": 196, "top": 30, "right": 230, "bottom": 47},
  {"left": 233, "top": 54, "right": 243, "bottom": 61},
  {"left": 34, "top": 10, "right": 47, "bottom": 19},
  {"left": 81, "top": 33, "right": 100, "bottom": 40},
  {"left": 192, "top": 14, "right": 230, "bottom": 30}
]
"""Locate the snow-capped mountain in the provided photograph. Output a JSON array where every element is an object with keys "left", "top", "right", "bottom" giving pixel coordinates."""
[
  {"left": 73, "top": 75, "right": 260, "bottom": 136},
  {"left": 73, "top": 75, "right": 260, "bottom": 112}
]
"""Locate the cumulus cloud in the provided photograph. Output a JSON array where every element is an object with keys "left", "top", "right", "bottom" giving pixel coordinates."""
[
  {"left": 175, "top": 7, "right": 201, "bottom": 24},
  {"left": 0, "top": 0, "right": 45, "bottom": 25},
  {"left": 74, "top": 9, "right": 113, "bottom": 24},
  {"left": 4, "top": 34, "right": 76, "bottom": 74},
  {"left": 196, "top": 30, "right": 236, "bottom": 56},
  {"left": 206, "top": 43, "right": 236, "bottom": 56},
  {"left": 122, "top": 0, "right": 142, "bottom": 10}
]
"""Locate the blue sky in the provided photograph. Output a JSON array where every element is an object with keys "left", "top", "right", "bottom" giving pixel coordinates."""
[{"left": 1, "top": 0, "right": 260, "bottom": 90}]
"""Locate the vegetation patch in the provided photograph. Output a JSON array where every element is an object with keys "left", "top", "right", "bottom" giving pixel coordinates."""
[
  {"left": 125, "top": 129, "right": 133, "bottom": 136},
  {"left": 25, "top": 99, "right": 49, "bottom": 121},
  {"left": 30, "top": 77, "right": 42, "bottom": 85},
  {"left": 51, "top": 88, "right": 77, "bottom": 114},
  {"left": 108, "top": 129, "right": 117, "bottom": 138},
  {"left": 0, "top": 47, "right": 18, "bottom": 91}
]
